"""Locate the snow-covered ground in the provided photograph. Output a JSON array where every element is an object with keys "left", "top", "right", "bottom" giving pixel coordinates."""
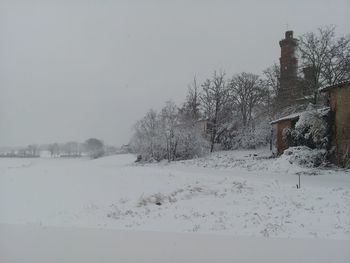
[
  {"left": 1, "top": 149, "right": 349, "bottom": 240},
  {"left": 1, "top": 224, "right": 350, "bottom": 263}
]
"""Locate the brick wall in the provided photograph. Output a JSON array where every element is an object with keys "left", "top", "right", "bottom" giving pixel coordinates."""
[
  {"left": 277, "top": 31, "right": 300, "bottom": 110},
  {"left": 330, "top": 86, "right": 350, "bottom": 166},
  {"left": 276, "top": 119, "right": 293, "bottom": 155}
]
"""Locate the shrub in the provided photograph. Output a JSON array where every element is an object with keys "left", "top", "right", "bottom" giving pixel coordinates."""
[
  {"left": 221, "top": 122, "right": 271, "bottom": 150},
  {"left": 283, "top": 110, "right": 329, "bottom": 150},
  {"left": 282, "top": 146, "right": 327, "bottom": 167}
]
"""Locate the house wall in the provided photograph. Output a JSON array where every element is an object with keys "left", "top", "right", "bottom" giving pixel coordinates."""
[
  {"left": 276, "top": 119, "right": 292, "bottom": 155},
  {"left": 329, "top": 86, "right": 350, "bottom": 166}
]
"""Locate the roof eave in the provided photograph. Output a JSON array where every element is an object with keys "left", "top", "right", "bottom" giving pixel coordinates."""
[{"left": 319, "top": 80, "right": 350, "bottom": 93}]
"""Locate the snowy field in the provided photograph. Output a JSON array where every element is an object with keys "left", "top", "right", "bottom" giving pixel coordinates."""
[
  {"left": 1, "top": 149, "right": 349, "bottom": 240},
  {"left": 1, "top": 150, "right": 350, "bottom": 262},
  {"left": 1, "top": 224, "right": 349, "bottom": 263}
]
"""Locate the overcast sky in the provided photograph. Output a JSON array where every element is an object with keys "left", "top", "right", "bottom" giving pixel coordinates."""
[{"left": 1, "top": 0, "right": 349, "bottom": 147}]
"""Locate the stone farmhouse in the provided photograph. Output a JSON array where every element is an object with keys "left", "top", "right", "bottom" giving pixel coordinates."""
[{"left": 272, "top": 31, "right": 350, "bottom": 166}]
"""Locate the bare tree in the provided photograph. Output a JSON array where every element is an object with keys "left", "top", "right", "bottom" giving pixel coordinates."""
[
  {"left": 298, "top": 25, "right": 350, "bottom": 104},
  {"left": 160, "top": 101, "right": 179, "bottom": 161},
  {"left": 27, "top": 144, "right": 39, "bottom": 157},
  {"left": 48, "top": 143, "right": 55, "bottom": 157},
  {"left": 229, "top": 72, "right": 266, "bottom": 127},
  {"left": 263, "top": 64, "right": 280, "bottom": 98},
  {"left": 322, "top": 34, "right": 350, "bottom": 85},
  {"left": 262, "top": 64, "right": 280, "bottom": 117},
  {"left": 180, "top": 77, "right": 201, "bottom": 122},
  {"left": 62, "top": 141, "right": 80, "bottom": 156},
  {"left": 200, "top": 71, "right": 230, "bottom": 152},
  {"left": 48, "top": 143, "right": 60, "bottom": 157}
]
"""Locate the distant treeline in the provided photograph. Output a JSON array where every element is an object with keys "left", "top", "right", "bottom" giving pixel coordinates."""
[
  {"left": 0, "top": 138, "right": 122, "bottom": 159},
  {"left": 0, "top": 153, "right": 40, "bottom": 158}
]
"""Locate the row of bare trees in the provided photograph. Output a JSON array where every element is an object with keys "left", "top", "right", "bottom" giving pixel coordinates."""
[
  {"left": 130, "top": 26, "right": 350, "bottom": 161},
  {"left": 131, "top": 71, "right": 271, "bottom": 161},
  {"left": 197, "top": 71, "right": 271, "bottom": 152},
  {"left": 47, "top": 138, "right": 105, "bottom": 158}
]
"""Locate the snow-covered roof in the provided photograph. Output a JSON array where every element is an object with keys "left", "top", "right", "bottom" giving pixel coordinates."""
[
  {"left": 270, "top": 112, "right": 301, "bottom": 124},
  {"left": 319, "top": 80, "right": 350, "bottom": 92},
  {"left": 270, "top": 107, "right": 330, "bottom": 125},
  {"left": 196, "top": 118, "right": 209, "bottom": 122},
  {"left": 295, "top": 95, "right": 314, "bottom": 101}
]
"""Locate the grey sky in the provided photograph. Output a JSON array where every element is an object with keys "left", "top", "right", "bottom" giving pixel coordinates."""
[{"left": 1, "top": 0, "right": 349, "bottom": 147}]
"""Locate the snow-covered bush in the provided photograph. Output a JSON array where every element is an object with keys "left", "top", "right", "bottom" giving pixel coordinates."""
[
  {"left": 281, "top": 146, "right": 327, "bottom": 168},
  {"left": 130, "top": 103, "right": 209, "bottom": 162},
  {"left": 283, "top": 110, "right": 329, "bottom": 150},
  {"left": 129, "top": 109, "right": 166, "bottom": 162},
  {"left": 221, "top": 122, "right": 271, "bottom": 150},
  {"left": 174, "top": 125, "right": 210, "bottom": 160}
]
